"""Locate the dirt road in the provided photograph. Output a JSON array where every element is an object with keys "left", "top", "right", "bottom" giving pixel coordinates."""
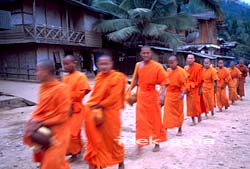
[{"left": 0, "top": 78, "right": 250, "bottom": 169}]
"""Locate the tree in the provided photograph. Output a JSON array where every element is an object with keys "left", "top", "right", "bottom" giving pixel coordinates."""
[{"left": 91, "top": 0, "right": 197, "bottom": 49}]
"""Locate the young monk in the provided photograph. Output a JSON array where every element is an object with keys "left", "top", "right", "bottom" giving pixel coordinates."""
[
  {"left": 23, "top": 60, "right": 71, "bottom": 169},
  {"left": 216, "top": 60, "right": 231, "bottom": 112},
  {"left": 184, "top": 54, "right": 203, "bottom": 126},
  {"left": 228, "top": 61, "right": 241, "bottom": 105},
  {"left": 201, "top": 59, "right": 219, "bottom": 118},
  {"left": 163, "top": 56, "right": 187, "bottom": 136},
  {"left": 63, "top": 55, "right": 91, "bottom": 162},
  {"left": 83, "top": 55, "right": 126, "bottom": 169},
  {"left": 128, "top": 46, "right": 167, "bottom": 153},
  {"left": 237, "top": 59, "right": 249, "bottom": 100}
]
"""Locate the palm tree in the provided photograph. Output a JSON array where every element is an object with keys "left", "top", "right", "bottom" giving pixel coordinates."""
[{"left": 91, "top": 0, "right": 197, "bottom": 48}]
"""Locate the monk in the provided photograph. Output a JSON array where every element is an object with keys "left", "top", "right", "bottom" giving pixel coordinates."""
[
  {"left": 83, "top": 55, "right": 126, "bottom": 169},
  {"left": 184, "top": 54, "right": 203, "bottom": 126},
  {"left": 201, "top": 59, "right": 218, "bottom": 118},
  {"left": 128, "top": 46, "right": 167, "bottom": 153},
  {"left": 228, "top": 61, "right": 241, "bottom": 105},
  {"left": 216, "top": 60, "right": 231, "bottom": 112},
  {"left": 163, "top": 56, "right": 187, "bottom": 136},
  {"left": 237, "top": 59, "right": 248, "bottom": 100},
  {"left": 63, "top": 55, "right": 91, "bottom": 162},
  {"left": 23, "top": 60, "right": 71, "bottom": 169}
]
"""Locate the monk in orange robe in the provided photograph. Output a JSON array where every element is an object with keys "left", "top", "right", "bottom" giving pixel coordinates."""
[
  {"left": 237, "top": 59, "right": 248, "bottom": 100},
  {"left": 228, "top": 61, "right": 241, "bottom": 105},
  {"left": 23, "top": 60, "right": 71, "bottom": 169},
  {"left": 63, "top": 55, "right": 91, "bottom": 162},
  {"left": 216, "top": 60, "right": 231, "bottom": 112},
  {"left": 201, "top": 59, "right": 218, "bottom": 118},
  {"left": 128, "top": 46, "right": 167, "bottom": 153},
  {"left": 185, "top": 54, "right": 203, "bottom": 125},
  {"left": 83, "top": 55, "right": 126, "bottom": 169},
  {"left": 163, "top": 56, "right": 187, "bottom": 136}
]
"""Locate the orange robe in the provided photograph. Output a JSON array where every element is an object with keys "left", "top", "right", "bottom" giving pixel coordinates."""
[
  {"left": 163, "top": 66, "right": 187, "bottom": 129},
  {"left": 237, "top": 64, "right": 248, "bottom": 97},
  {"left": 216, "top": 67, "right": 231, "bottom": 109},
  {"left": 132, "top": 60, "right": 167, "bottom": 146},
  {"left": 84, "top": 70, "right": 126, "bottom": 168},
  {"left": 228, "top": 67, "right": 241, "bottom": 101},
  {"left": 63, "top": 71, "right": 90, "bottom": 155},
  {"left": 23, "top": 80, "right": 71, "bottom": 169},
  {"left": 185, "top": 62, "right": 203, "bottom": 117},
  {"left": 201, "top": 67, "right": 219, "bottom": 114}
]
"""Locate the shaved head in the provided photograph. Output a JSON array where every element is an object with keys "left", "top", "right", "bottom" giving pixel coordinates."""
[
  {"left": 64, "top": 55, "right": 76, "bottom": 62},
  {"left": 218, "top": 59, "right": 224, "bottom": 68},
  {"left": 239, "top": 59, "right": 245, "bottom": 65},
  {"left": 97, "top": 54, "right": 113, "bottom": 73},
  {"left": 186, "top": 54, "right": 195, "bottom": 65},
  {"left": 203, "top": 58, "right": 211, "bottom": 68},
  {"left": 168, "top": 55, "right": 178, "bottom": 69},
  {"left": 230, "top": 61, "right": 235, "bottom": 67},
  {"left": 141, "top": 46, "right": 152, "bottom": 51},
  {"left": 63, "top": 55, "right": 77, "bottom": 73},
  {"left": 36, "top": 59, "right": 55, "bottom": 82},
  {"left": 169, "top": 55, "right": 177, "bottom": 61},
  {"left": 97, "top": 54, "right": 113, "bottom": 62},
  {"left": 37, "top": 59, "right": 55, "bottom": 74},
  {"left": 140, "top": 46, "right": 152, "bottom": 62}
]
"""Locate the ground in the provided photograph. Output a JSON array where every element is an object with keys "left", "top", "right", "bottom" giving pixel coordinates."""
[{"left": 0, "top": 78, "right": 250, "bottom": 169}]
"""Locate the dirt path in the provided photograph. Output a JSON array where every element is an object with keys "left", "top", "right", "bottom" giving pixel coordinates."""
[{"left": 0, "top": 78, "right": 250, "bottom": 169}]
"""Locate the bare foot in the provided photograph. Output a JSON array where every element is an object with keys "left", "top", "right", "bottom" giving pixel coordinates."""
[
  {"left": 176, "top": 128, "right": 182, "bottom": 136},
  {"left": 152, "top": 144, "right": 160, "bottom": 152},
  {"left": 198, "top": 116, "right": 202, "bottom": 123},
  {"left": 204, "top": 115, "right": 208, "bottom": 120},
  {"left": 130, "top": 146, "right": 142, "bottom": 158},
  {"left": 176, "top": 132, "right": 182, "bottom": 136},
  {"left": 118, "top": 162, "right": 125, "bottom": 169},
  {"left": 190, "top": 122, "right": 196, "bottom": 126}
]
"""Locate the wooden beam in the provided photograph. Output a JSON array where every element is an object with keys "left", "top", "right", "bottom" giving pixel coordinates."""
[
  {"left": 32, "top": 0, "right": 36, "bottom": 40},
  {"left": 66, "top": 6, "right": 69, "bottom": 41}
]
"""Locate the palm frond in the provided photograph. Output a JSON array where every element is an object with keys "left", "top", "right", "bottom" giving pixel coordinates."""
[
  {"left": 92, "top": 1, "right": 128, "bottom": 18},
  {"left": 119, "top": 0, "right": 135, "bottom": 10},
  {"left": 94, "top": 19, "right": 133, "bottom": 32},
  {"left": 107, "top": 26, "right": 140, "bottom": 42},
  {"left": 128, "top": 8, "right": 153, "bottom": 20},
  {"left": 153, "top": 13, "right": 197, "bottom": 31},
  {"left": 142, "top": 23, "right": 167, "bottom": 36},
  {"left": 157, "top": 31, "right": 182, "bottom": 48}
]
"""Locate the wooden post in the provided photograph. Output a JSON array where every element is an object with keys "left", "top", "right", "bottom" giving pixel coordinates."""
[
  {"left": 33, "top": 0, "right": 36, "bottom": 39},
  {"left": 66, "top": 6, "right": 69, "bottom": 41}
]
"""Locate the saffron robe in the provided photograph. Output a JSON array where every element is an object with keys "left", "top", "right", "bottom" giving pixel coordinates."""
[
  {"left": 23, "top": 80, "right": 71, "bottom": 169},
  {"left": 185, "top": 62, "right": 203, "bottom": 117},
  {"left": 63, "top": 71, "right": 90, "bottom": 155},
  {"left": 163, "top": 66, "right": 187, "bottom": 129},
  {"left": 216, "top": 67, "right": 231, "bottom": 109},
  {"left": 131, "top": 60, "right": 167, "bottom": 146},
  {"left": 84, "top": 70, "right": 126, "bottom": 168},
  {"left": 237, "top": 64, "right": 248, "bottom": 97},
  {"left": 201, "top": 67, "right": 219, "bottom": 113},
  {"left": 228, "top": 67, "right": 241, "bottom": 101}
]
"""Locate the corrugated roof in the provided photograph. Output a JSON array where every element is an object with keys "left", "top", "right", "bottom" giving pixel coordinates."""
[{"left": 192, "top": 11, "right": 217, "bottom": 20}]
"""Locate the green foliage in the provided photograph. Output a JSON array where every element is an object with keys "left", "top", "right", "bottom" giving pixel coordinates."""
[
  {"left": 218, "top": 1, "right": 250, "bottom": 60},
  {"left": 91, "top": 0, "right": 198, "bottom": 48}
]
